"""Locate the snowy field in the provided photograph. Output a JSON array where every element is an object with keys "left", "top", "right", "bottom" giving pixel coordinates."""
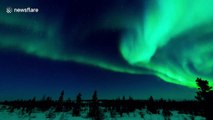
[{"left": 0, "top": 105, "right": 205, "bottom": 120}]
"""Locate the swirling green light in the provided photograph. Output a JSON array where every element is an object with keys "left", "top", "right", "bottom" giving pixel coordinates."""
[
  {"left": 0, "top": 0, "right": 213, "bottom": 88},
  {"left": 119, "top": 0, "right": 213, "bottom": 87}
]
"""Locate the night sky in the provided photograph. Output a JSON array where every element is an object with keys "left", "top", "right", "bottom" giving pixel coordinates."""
[{"left": 0, "top": 0, "right": 213, "bottom": 100}]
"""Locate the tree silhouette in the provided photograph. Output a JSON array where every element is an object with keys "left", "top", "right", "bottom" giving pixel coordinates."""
[
  {"left": 195, "top": 78, "right": 213, "bottom": 120},
  {"left": 59, "top": 90, "right": 64, "bottom": 103},
  {"left": 72, "top": 93, "right": 82, "bottom": 116},
  {"left": 56, "top": 90, "right": 64, "bottom": 112},
  {"left": 195, "top": 78, "right": 213, "bottom": 101},
  {"left": 88, "top": 91, "right": 103, "bottom": 120},
  {"left": 147, "top": 96, "right": 158, "bottom": 114}
]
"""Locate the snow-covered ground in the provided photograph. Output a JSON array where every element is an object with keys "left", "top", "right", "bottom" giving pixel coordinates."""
[{"left": 0, "top": 105, "right": 205, "bottom": 120}]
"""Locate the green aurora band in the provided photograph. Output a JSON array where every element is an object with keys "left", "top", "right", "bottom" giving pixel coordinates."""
[
  {"left": 0, "top": 0, "right": 213, "bottom": 88},
  {"left": 119, "top": 0, "right": 213, "bottom": 87}
]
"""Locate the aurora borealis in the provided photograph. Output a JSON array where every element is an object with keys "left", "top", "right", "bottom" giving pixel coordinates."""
[{"left": 0, "top": 0, "right": 213, "bottom": 100}]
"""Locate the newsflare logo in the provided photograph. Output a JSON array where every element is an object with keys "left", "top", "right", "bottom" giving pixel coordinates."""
[
  {"left": 6, "top": 7, "right": 13, "bottom": 13},
  {"left": 6, "top": 7, "right": 39, "bottom": 13}
]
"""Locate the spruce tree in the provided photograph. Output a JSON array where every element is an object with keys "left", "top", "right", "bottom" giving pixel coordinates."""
[{"left": 195, "top": 78, "right": 213, "bottom": 120}]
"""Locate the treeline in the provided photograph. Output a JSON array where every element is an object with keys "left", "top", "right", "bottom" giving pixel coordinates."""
[
  {"left": 0, "top": 78, "right": 212, "bottom": 120},
  {"left": 0, "top": 91, "right": 204, "bottom": 119}
]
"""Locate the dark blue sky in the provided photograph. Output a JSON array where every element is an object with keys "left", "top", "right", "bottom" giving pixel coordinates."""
[
  {"left": 0, "top": 50, "right": 196, "bottom": 100},
  {"left": 0, "top": 0, "right": 199, "bottom": 101}
]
